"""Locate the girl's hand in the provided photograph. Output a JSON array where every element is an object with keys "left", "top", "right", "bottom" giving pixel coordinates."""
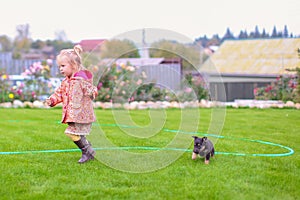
[{"left": 45, "top": 98, "right": 52, "bottom": 106}]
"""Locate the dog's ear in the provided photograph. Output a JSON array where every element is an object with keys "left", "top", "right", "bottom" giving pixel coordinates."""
[{"left": 192, "top": 136, "right": 198, "bottom": 139}]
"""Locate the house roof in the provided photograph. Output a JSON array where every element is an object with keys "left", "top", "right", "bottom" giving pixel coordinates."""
[
  {"left": 78, "top": 39, "right": 106, "bottom": 52},
  {"left": 199, "top": 38, "right": 300, "bottom": 76}
]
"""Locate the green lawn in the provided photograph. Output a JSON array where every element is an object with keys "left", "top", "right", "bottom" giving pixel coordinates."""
[{"left": 0, "top": 108, "right": 299, "bottom": 200}]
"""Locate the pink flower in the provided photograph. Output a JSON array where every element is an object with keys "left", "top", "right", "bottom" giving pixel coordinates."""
[
  {"left": 33, "top": 62, "right": 43, "bottom": 70},
  {"left": 253, "top": 88, "right": 258, "bottom": 95},
  {"left": 184, "top": 87, "right": 193, "bottom": 93},
  {"left": 22, "top": 69, "right": 31, "bottom": 76},
  {"left": 136, "top": 79, "right": 142, "bottom": 85},
  {"left": 126, "top": 66, "right": 135, "bottom": 72},
  {"left": 97, "top": 82, "right": 103, "bottom": 90},
  {"left": 46, "top": 59, "right": 53, "bottom": 66},
  {"left": 276, "top": 76, "right": 281, "bottom": 81},
  {"left": 17, "top": 89, "right": 23, "bottom": 95},
  {"left": 288, "top": 80, "right": 297, "bottom": 89}
]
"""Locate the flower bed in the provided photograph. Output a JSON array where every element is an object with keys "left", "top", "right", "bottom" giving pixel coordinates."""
[{"left": 1, "top": 99, "right": 299, "bottom": 109}]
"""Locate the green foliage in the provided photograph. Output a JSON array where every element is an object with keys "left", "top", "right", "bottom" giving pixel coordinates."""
[
  {"left": 294, "top": 67, "right": 300, "bottom": 103},
  {"left": 31, "top": 39, "right": 47, "bottom": 49},
  {"left": 254, "top": 74, "right": 298, "bottom": 102},
  {"left": 1, "top": 61, "right": 209, "bottom": 103},
  {"left": 0, "top": 70, "right": 12, "bottom": 102},
  {"left": 0, "top": 35, "right": 13, "bottom": 52},
  {"left": 93, "top": 63, "right": 208, "bottom": 103},
  {"left": 94, "top": 62, "right": 170, "bottom": 102},
  {"left": 45, "top": 39, "right": 74, "bottom": 53},
  {"left": 0, "top": 61, "right": 56, "bottom": 103},
  {"left": 150, "top": 40, "right": 202, "bottom": 70},
  {"left": 100, "top": 39, "right": 140, "bottom": 59},
  {"left": 183, "top": 73, "right": 208, "bottom": 100},
  {"left": 82, "top": 52, "right": 102, "bottom": 69}
]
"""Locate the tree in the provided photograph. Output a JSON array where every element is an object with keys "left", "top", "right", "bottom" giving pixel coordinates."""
[
  {"left": 45, "top": 39, "right": 73, "bottom": 54},
  {"left": 222, "top": 27, "right": 235, "bottom": 42},
  {"left": 261, "top": 28, "right": 268, "bottom": 38},
  {"left": 150, "top": 40, "right": 201, "bottom": 70},
  {"left": 13, "top": 24, "right": 32, "bottom": 58},
  {"left": 271, "top": 26, "right": 278, "bottom": 38},
  {"left": 238, "top": 30, "right": 248, "bottom": 39},
  {"left": 100, "top": 39, "right": 139, "bottom": 59},
  {"left": 195, "top": 35, "right": 209, "bottom": 47},
  {"left": 283, "top": 25, "right": 289, "bottom": 38},
  {"left": 31, "top": 39, "right": 46, "bottom": 49},
  {"left": 207, "top": 34, "right": 221, "bottom": 46},
  {"left": 277, "top": 31, "right": 283, "bottom": 38},
  {"left": 0, "top": 35, "right": 13, "bottom": 52},
  {"left": 254, "top": 25, "right": 260, "bottom": 38},
  {"left": 55, "top": 30, "right": 68, "bottom": 41},
  {"left": 82, "top": 51, "right": 102, "bottom": 69}
]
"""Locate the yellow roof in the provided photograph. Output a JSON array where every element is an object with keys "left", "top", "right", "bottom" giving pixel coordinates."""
[{"left": 200, "top": 38, "right": 300, "bottom": 75}]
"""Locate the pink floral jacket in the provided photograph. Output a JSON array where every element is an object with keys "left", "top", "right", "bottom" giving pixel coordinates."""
[{"left": 48, "top": 70, "right": 98, "bottom": 124}]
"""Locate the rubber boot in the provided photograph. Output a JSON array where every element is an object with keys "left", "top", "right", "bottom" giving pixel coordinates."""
[{"left": 74, "top": 136, "right": 96, "bottom": 163}]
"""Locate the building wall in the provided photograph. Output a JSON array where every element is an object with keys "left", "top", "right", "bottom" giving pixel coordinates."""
[
  {"left": 209, "top": 81, "right": 273, "bottom": 102},
  {"left": 137, "top": 63, "right": 182, "bottom": 90}
]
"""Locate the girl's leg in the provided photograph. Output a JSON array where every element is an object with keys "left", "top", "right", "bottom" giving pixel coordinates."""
[
  {"left": 65, "top": 123, "right": 95, "bottom": 163},
  {"left": 72, "top": 135, "right": 96, "bottom": 163},
  {"left": 66, "top": 133, "right": 80, "bottom": 141}
]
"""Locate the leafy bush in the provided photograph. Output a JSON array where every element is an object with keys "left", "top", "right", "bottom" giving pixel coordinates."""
[
  {"left": 2, "top": 61, "right": 209, "bottom": 103},
  {"left": 0, "top": 70, "right": 12, "bottom": 102},
  {"left": 93, "top": 63, "right": 208, "bottom": 103},
  {"left": 94, "top": 63, "right": 170, "bottom": 103},
  {"left": 0, "top": 60, "right": 57, "bottom": 103},
  {"left": 254, "top": 74, "right": 298, "bottom": 102},
  {"left": 180, "top": 73, "right": 209, "bottom": 101}
]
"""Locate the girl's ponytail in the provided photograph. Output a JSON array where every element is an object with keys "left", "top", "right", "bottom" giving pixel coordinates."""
[{"left": 73, "top": 44, "right": 83, "bottom": 60}]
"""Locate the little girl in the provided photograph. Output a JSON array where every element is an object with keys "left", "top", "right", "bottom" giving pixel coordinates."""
[{"left": 46, "top": 45, "right": 98, "bottom": 164}]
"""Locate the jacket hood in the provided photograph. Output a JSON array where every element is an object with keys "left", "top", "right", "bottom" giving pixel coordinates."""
[{"left": 73, "top": 70, "right": 93, "bottom": 80}]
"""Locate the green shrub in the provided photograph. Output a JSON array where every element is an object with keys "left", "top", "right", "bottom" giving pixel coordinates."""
[
  {"left": 93, "top": 63, "right": 208, "bottom": 103},
  {"left": 254, "top": 74, "right": 298, "bottom": 102}
]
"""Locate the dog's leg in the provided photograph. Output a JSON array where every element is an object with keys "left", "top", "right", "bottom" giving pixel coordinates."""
[
  {"left": 211, "top": 147, "right": 215, "bottom": 158},
  {"left": 192, "top": 152, "right": 198, "bottom": 160},
  {"left": 205, "top": 153, "right": 210, "bottom": 164}
]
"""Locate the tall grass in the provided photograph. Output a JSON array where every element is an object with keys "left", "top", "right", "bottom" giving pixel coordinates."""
[{"left": 0, "top": 108, "right": 299, "bottom": 199}]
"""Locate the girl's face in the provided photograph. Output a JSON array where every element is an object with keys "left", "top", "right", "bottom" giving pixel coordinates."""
[{"left": 58, "top": 58, "right": 75, "bottom": 78}]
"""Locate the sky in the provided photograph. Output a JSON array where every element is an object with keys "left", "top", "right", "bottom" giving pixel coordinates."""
[{"left": 1, "top": 0, "right": 299, "bottom": 43}]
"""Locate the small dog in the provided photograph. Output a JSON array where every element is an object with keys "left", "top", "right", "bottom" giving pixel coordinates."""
[{"left": 192, "top": 136, "right": 215, "bottom": 164}]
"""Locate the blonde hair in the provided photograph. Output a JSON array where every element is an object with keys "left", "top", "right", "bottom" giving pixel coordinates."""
[{"left": 56, "top": 44, "right": 85, "bottom": 71}]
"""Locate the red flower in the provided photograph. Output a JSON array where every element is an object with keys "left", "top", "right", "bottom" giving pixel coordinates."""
[{"left": 265, "top": 85, "right": 272, "bottom": 93}]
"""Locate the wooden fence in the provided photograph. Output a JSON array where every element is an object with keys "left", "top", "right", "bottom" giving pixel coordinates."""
[
  {"left": 138, "top": 64, "right": 182, "bottom": 90},
  {"left": 1, "top": 53, "right": 182, "bottom": 90},
  {"left": 0, "top": 53, "right": 59, "bottom": 76}
]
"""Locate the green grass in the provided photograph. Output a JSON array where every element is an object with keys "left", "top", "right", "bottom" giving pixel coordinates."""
[{"left": 0, "top": 108, "right": 299, "bottom": 200}]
